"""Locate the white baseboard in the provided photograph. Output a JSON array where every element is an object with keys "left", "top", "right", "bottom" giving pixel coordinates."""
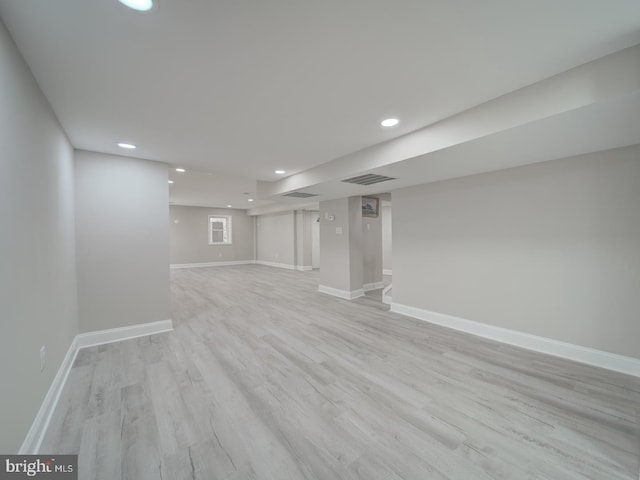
[
  {"left": 76, "top": 319, "right": 173, "bottom": 349},
  {"left": 382, "top": 284, "right": 393, "bottom": 305},
  {"left": 170, "top": 260, "right": 254, "bottom": 269},
  {"left": 19, "top": 335, "right": 80, "bottom": 454},
  {"left": 295, "top": 265, "right": 313, "bottom": 272},
  {"left": 255, "top": 260, "right": 295, "bottom": 270},
  {"left": 364, "top": 281, "right": 385, "bottom": 292},
  {"left": 391, "top": 303, "right": 640, "bottom": 377},
  {"left": 318, "top": 285, "right": 364, "bottom": 300},
  {"left": 20, "top": 320, "right": 174, "bottom": 453},
  {"left": 383, "top": 269, "right": 393, "bottom": 276}
]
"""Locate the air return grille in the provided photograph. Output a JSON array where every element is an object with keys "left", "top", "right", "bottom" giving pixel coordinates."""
[
  {"left": 282, "top": 191, "right": 318, "bottom": 198},
  {"left": 341, "top": 174, "right": 396, "bottom": 186}
]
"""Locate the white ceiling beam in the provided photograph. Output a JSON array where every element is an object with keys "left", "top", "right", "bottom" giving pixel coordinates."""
[{"left": 257, "top": 45, "right": 640, "bottom": 200}]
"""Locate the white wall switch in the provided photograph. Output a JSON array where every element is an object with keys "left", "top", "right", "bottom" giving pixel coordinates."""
[{"left": 336, "top": 226, "right": 343, "bottom": 234}]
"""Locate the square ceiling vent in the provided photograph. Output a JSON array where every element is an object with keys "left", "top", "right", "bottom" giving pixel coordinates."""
[{"left": 341, "top": 174, "right": 396, "bottom": 185}]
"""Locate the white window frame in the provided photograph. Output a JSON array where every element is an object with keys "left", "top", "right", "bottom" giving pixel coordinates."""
[{"left": 208, "top": 215, "right": 232, "bottom": 245}]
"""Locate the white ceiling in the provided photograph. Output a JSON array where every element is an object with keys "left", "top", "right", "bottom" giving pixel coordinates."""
[
  {"left": 166, "top": 168, "right": 269, "bottom": 209},
  {"left": 1, "top": 0, "right": 639, "bottom": 209}
]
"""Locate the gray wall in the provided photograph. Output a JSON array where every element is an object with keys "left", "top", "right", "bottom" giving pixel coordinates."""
[
  {"left": 0, "top": 21, "right": 79, "bottom": 452},
  {"left": 75, "top": 151, "right": 170, "bottom": 333},
  {"left": 393, "top": 145, "right": 640, "bottom": 358},
  {"left": 255, "top": 210, "right": 316, "bottom": 269},
  {"left": 256, "top": 212, "right": 295, "bottom": 267},
  {"left": 170, "top": 205, "right": 254, "bottom": 265},
  {"left": 319, "top": 197, "right": 363, "bottom": 292},
  {"left": 382, "top": 205, "right": 392, "bottom": 273}
]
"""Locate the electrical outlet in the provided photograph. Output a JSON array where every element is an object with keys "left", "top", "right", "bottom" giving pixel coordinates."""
[{"left": 40, "top": 345, "right": 46, "bottom": 372}]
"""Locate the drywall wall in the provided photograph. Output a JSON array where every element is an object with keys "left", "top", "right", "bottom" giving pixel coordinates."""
[
  {"left": 256, "top": 211, "right": 295, "bottom": 267},
  {"left": 170, "top": 205, "right": 254, "bottom": 264},
  {"left": 75, "top": 151, "right": 170, "bottom": 333},
  {"left": 393, "top": 145, "right": 640, "bottom": 358},
  {"left": 362, "top": 210, "right": 383, "bottom": 287},
  {"left": 319, "top": 197, "right": 363, "bottom": 294},
  {"left": 382, "top": 205, "right": 392, "bottom": 273},
  {"left": 0, "top": 20, "right": 78, "bottom": 452}
]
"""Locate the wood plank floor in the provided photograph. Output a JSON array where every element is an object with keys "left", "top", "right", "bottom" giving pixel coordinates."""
[{"left": 41, "top": 265, "right": 640, "bottom": 479}]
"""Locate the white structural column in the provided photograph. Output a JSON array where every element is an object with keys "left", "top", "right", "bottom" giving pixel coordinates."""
[
  {"left": 362, "top": 207, "right": 383, "bottom": 292},
  {"left": 318, "top": 197, "right": 364, "bottom": 299},
  {"left": 294, "top": 210, "right": 314, "bottom": 271}
]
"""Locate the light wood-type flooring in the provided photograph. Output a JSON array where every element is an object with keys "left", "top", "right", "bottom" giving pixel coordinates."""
[{"left": 41, "top": 265, "right": 640, "bottom": 479}]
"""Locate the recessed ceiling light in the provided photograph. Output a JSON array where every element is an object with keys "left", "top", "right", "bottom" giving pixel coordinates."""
[
  {"left": 168, "top": 180, "right": 174, "bottom": 184},
  {"left": 381, "top": 118, "right": 399, "bottom": 127},
  {"left": 175, "top": 168, "right": 185, "bottom": 173},
  {"left": 275, "top": 170, "right": 286, "bottom": 175},
  {"left": 117, "top": 0, "right": 154, "bottom": 11},
  {"left": 117, "top": 142, "right": 136, "bottom": 149},
  {"left": 248, "top": 199, "right": 254, "bottom": 202},
  {"left": 227, "top": 204, "right": 232, "bottom": 208}
]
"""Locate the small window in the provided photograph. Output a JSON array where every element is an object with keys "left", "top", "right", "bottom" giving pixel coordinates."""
[{"left": 208, "top": 215, "right": 232, "bottom": 245}]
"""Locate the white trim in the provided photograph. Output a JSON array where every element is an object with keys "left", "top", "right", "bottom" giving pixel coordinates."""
[
  {"left": 318, "top": 285, "right": 365, "bottom": 300},
  {"left": 76, "top": 320, "right": 173, "bottom": 349},
  {"left": 20, "top": 319, "right": 174, "bottom": 454},
  {"left": 363, "top": 281, "right": 385, "bottom": 292},
  {"left": 208, "top": 214, "right": 232, "bottom": 245},
  {"left": 170, "top": 260, "right": 254, "bottom": 269},
  {"left": 19, "top": 336, "right": 80, "bottom": 454},
  {"left": 391, "top": 303, "right": 640, "bottom": 377},
  {"left": 382, "top": 283, "right": 393, "bottom": 305},
  {"left": 295, "top": 265, "right": 313, "bottom": 272},
  {"left": 255, "top": 260, "right": 295, "bottom": 270},
  {"left": 383, "top": 269, "right": 393, "bottom": 276}
]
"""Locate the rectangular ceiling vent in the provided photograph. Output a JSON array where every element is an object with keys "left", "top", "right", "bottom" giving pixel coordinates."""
[
  {"left": 282, "top": 191, "right": 318, "bottom": 198},
  {"left": 341, "top": 174, "right": 396, "bottom": 186}
]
